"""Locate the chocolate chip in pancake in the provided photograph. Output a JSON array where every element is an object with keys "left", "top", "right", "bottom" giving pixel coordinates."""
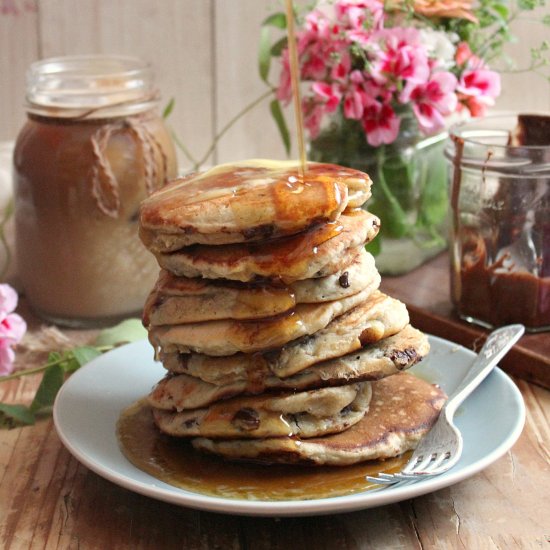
[
  {"left": 151, "top": 382, "right": 372, "bottom": 439},
  {"left": 143, "top": 248, "right": 379, "bottom": 326},
  {"left": 158, "top": 291, "right": 409, "bottom": 379},
  {"left": 149, "top": 325, "right": 428, "bottom": 410},
  {"left": 191, "top": 373, "right": 446, "bottom": 465}
]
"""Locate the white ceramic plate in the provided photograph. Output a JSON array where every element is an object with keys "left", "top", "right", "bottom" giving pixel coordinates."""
[{"left": 53, "top": 336, "right": 525, "bottom": 517}]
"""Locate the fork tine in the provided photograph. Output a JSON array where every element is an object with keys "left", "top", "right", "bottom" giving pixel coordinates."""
[
  {"left": 365, "top": 475, "right": 395, "bottom": 484},
  {"left": 367, "top": 479, "right": 417, "bottom": 492},
  {"left": 424, "top": 451, "right": 451, "bottom": 473},
  {"left": 403, "top": 452, "right": 437, "bottom": 474}
]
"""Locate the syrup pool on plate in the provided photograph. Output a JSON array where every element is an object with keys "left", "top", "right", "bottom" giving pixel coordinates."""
[{"left": 117, "top": 400, "right": 409, "bottom": 501}]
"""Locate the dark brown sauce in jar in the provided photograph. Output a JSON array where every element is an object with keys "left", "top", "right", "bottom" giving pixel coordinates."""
[
  {"left": 117, "top": 400, "right": 409, "bottom": 501},
  {"left": 446, "top": 115, "right": 550, "bottom": 332},
  {"left": 457, "top": 235, "right": 549, "bottom": 328}
]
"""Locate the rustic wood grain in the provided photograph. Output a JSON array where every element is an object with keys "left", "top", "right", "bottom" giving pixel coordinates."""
[
  {"left": 0, "top": 308, "right": 548, "bottom": 549},
  {"left": 0, "top": 389, "right": 548, "bottom": 549},
  {"left": 1, "top": 0, "right": 549, "bottom": 150}
]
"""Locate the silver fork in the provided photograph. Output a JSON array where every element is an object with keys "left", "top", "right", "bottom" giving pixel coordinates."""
[{"left": 366, "top": 323, "right": 525, "bottom": 489}]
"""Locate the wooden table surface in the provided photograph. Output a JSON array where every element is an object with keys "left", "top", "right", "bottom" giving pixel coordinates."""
[{"left": 1, "top": 253, "right": 549, "bottom": 549}]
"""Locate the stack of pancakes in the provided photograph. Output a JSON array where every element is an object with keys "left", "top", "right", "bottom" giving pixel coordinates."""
[{"left": 139, "top": 160, "right": 445, "bottom": 466}]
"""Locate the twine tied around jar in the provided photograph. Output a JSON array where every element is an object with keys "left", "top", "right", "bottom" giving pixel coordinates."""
[{"left": 90, "top": 116, "right": 170, "bottom": 218}]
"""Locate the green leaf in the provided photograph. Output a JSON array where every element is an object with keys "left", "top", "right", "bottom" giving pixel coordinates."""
[
  {"left": 162, "top": 98, "right": 175, "bottom": 119},
  {"left": 0, "top": 403, "right": 35, "bottom": 427},
  {"left": 365, "top": 238, "right": 381, "bottom": 257},
  {"left": 47, "top": 350, "right": 63, "bottom": 363},
  {"left": 270, "top": 36, "right": 288, "bottom": 57},
  {"left": 381, "top": 153, "right": 415, "bottom": 211},
  {"left": 94, "top": 318, "right": 147, "bottom": 347},
  {"left": 543, "top": 14, "right": 550, "bottom": 25},
  {"left": 270, "top": 99, "right": 291, "bottom": 156},
  {"left": 416, "top": 143, "right": 449, "bottom": 229},
  {"left": 71, "top": 346, "right": 102, "bottom": 370},
  {"left": 30, "top": 364, "right": 64, "bottom": 415},
  {"left": 517, "top": 0, "right": 538, "bottom": 9},
  {"left": 371, "top": 150, "right": 410, "bottom": 238},
  {"left": 491, "top": 3, "right": 509, "bottom": 19},
  {"left": 258, "top": 26, "right": 272, "bottom": 84},
  {"left": 262, "top": 12, "right": 286, "bottom": 29}
]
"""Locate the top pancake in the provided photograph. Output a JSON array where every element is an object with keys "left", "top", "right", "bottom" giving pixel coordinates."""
[{"left": 139, "top": 159, "right": 372, "bottom": 250}]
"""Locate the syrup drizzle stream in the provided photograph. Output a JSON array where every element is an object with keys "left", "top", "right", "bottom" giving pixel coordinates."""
[{"left": 285, "top": 0, "right": 307, "bottom": 177}]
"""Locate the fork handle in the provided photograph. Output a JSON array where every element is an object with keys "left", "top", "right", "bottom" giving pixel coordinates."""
[{"left": 443, "top": 324, "right": 525, "bottom": 416}]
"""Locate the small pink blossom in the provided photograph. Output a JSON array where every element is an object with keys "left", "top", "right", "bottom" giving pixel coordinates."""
[
  {"left": 311, "top": 82, "right": 342, "bottom": 113},
  {"left": 455, "top": 41, "right": 484, "bottom": 70},
  {"left": 362, "top": 102, "right": 401, "bottom": 146},
  {"left": 343, "top": 85, "right": 367, "bottom": 119},
  {"left": 370, "top": 28, "right": 430, "bottom": 88},
  {"left": 457, "top": 69, "right": 501, "bottom": 116},
  {"left": 403, "top": 71, "right": 458, "bottom": 133},
  {"left": 335, "top": 0, "right": 385, "bottom": 30},
  {"left": 330, "top": 51, "right": 352, "bottom": 83},
  {"left": 303, "top": 100, "right": 326, "bottom": 139},
  {"left": 0, "top": 284, "right": 26, "bottom": 376},
  {"left": 457, "top": 69, "right": 501, "bottom": 100}
]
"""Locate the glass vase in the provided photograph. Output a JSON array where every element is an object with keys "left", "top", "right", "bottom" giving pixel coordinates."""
[{"left": 309, "top": 115, "right": 448, "bottom": 275}]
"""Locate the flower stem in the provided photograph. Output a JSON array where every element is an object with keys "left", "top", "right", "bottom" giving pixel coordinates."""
[
  {"left": 0, "top": 344, "right": 114, "bottom": 382},
  {"left": 170, "top": 130, "right": 200, "bottom": 168}
]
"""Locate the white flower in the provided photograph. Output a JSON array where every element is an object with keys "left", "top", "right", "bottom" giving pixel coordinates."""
[{"left": 419, "top": 29, "right": 458, "bottom": 69}]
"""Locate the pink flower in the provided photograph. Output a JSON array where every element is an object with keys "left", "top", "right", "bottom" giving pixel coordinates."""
[
  {"left": 455, "top": 41, "right": 484, "bottom": 69},
  {"left": 402, "top": 71, "right": 458, "bottom": 133},
  {"left": 330, "top": 51, "right": 351, "bottom": 83},
  {"left": 370, "top": 28, "right": 430, "bottom": 89},
  {"left": 303, "top": 100, "right": 326, "bottom": 138},
  {"left": 0, "top": 284, "right": 26, "bottom": 376},
  {"left": 362, "top": 101, "right": 401, "bottom": 146},
  {"left": 335, "top": 0, "right": 385, "bottom": 30},
  {"left": 311, "top": 82, "right": 342, "bottom": 113},
  {"left": 457, "top": 69, "right": 501, "bottom": 116},
  {"left": 343, "top": 86, "right": 367, "bottom": 120}
]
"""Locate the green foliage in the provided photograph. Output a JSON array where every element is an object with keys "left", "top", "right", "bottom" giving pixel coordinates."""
[
  {"left": 0, "top": 198, "right": 14, "bottom": 280},
  {"left": 93, "top": 318, "right": 146, "bottom": 347},
  {"left": 162, "top": 98, "right": 175, "bottom": 119},
  {"left": 270, "top": 99, "right": 291, "bottom": 155},
  {"left": 0, "top": 318, "right": 145, "bottom": 428}
]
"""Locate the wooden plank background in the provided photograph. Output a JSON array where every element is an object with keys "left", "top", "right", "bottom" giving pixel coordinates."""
[{"left": 1, "top": 0, "right": 549, "bottom": 170}]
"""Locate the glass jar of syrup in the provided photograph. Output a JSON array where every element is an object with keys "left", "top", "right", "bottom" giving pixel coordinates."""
[
  {"left": 446, "top": 114, "right": 549, "bottom": 333},
  {"left": 13, "top": 55, "right": 177, "bottom": 327}
]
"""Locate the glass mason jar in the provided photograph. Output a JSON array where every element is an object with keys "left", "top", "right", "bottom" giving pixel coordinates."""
[
  {"left": 13, "top": 55, "right": 177, "bottom": 327},
  {"left": 445, "top": 114, "right": 550, "bottom": 332},
  {"left": 309, "top": 114, "right": 448, "bottom": 275}
]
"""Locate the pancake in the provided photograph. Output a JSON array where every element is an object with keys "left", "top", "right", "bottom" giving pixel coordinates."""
[
  {"left": 143, "top": 248, "right": 379, "bottom": 326},
  {"left": 151, "top": 382, "right": 372, "bottom": 439},
  {"left": 139, "top": 160, "right": 372, "bottom": 250},
  {"left": 149, "top": 326, "right": 428, "bottom": 410},
  {"left": 154, "top": 210, "right": 380, "bottom": 283},
  {"left": 148, "top": 286, "right": 372, "bottom": 356},
  {"left": 159, "top": 291, "right": 409, "bottom": 379},
  {"left": 191, "top": 373, "right": 446, "bottom": 465}
]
